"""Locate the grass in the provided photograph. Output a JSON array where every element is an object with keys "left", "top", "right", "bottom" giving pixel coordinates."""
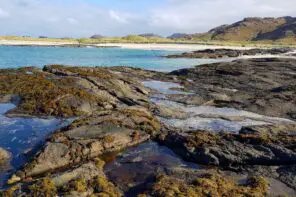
[
  {"left": 0, "top": 36, "right": 76, "bottom": 43},
  {"left": 28, "top": 178, "right": 57, "bottom": 197},
  {"left": 1, "top": 35, "right": 296, "bottom": 48}
]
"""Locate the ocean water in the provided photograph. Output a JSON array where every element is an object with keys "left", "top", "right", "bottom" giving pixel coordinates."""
[{"left": 0, "top": 45, "right": 223, "bottom": 72}]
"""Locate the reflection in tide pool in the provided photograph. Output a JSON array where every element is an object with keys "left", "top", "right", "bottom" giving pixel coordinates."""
[
  {"left": 104, "top": 142, "right": 200, "bottom": 196},
  {"left": 0, "top": 103, "right": 72, "bottom": 187}
]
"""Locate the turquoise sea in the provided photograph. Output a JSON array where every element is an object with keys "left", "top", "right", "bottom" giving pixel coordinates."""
[{"left": 0, "top": 45, "right": 221, "bottom": 72}]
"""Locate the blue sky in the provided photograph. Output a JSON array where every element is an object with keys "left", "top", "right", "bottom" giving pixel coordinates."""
[{"left": 0, "top": 0, "right": 295, "bottom": 37}]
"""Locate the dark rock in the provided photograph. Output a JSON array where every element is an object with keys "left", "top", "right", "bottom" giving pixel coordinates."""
[
  {"left": 13, "top": 106, "right": 159, "bottom": 179},
  {"left": 90, "top": 34, "right": 104, "bottom": 39},
  {"left": 165, "top": 48, "right": 292, "bottom": 59},
  {"left": 168, "top": 58, "right": 296, "bottom": 120},
  {"left": 157, "top": 123, "right": 296, "bottom": 168},
  {"left": 167, "top": 33, "right": 189, "bottom": 39}
]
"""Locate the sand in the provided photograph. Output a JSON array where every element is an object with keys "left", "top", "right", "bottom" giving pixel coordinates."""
[{"left": 0, "top": 40, "right": 254, "bottom": 51}]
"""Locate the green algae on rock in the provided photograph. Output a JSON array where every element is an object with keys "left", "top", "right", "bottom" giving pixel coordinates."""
[
  {"left": 0, "top": 65, "right": 150, "bottom": 117},
  {"left": 140, "top": 173, "right": 268, "bottom": 197}
]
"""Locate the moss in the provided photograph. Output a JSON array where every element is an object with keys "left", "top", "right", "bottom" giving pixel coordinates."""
[
  {"left": 48, "top": 65, "right": 113, "bottom": 79},
  {"left": 94, "top": 158, "right": 106, "bottom": 169},
  {"left": 149, "top": 173, "right": 269, "bottom": 197},
  {"left": 0, "top": 68, "right": 100, "bottom": 117},
  {"left": 186, "top": 129, "right": 296, "bottom": 152},
  {"left": 92, "top": 176, "right": 121, "bottom": 197},
  {"left": 73, "top": 178, "right": 88, "bottom": 193},
  {"left": 28, "top": 178, "right": 57, "bottom": 197},
  {"left": 185, "top": 131, "right": 221, "bottom": 148},
  {"left": 2, "top": 185, "right": 20, "bottom": 197},
  {"left": 120, "top": 107, "right": 161, "bottom": 134},
  {"left": 102, "top": 135, "right": 116, "bottom": 143}
]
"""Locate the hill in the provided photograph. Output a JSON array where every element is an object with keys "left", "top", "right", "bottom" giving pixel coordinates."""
[{"left": 174, "top": 16, "right": 296, "bottom": 42}]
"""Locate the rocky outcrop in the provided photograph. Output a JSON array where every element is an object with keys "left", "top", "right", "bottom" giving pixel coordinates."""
[
  {"left": 169, "top": 58, "right": 296, "bottom": 120},
  {"left": 166, "top": 48, "right": 292, "bottom": 59},
  {"left": 0, "top": 147, "right": 10, "bottom": 164},
  {"left": 140, "top": 173, "right": 269, "bottom": 197},
  {"left": 13, "top": 106, "right": 159, "bottom": 180},
  {"left": 0, "top": 65, "right": 150, "bottom": 117},
  {"left": 157, "top": 124, "right": 296, "bottom": 168},
  {"left": 1, "top": 58, "right": 296, "bottom": 195}
]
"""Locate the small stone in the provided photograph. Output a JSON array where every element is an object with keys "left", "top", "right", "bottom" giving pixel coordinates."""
[{"left": 7, "top": 175, "right": 21, "bottom": 184}]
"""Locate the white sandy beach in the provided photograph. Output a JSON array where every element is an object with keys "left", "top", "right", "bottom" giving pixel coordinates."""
[
  {"left": 0, "top": 40, "right": 76, "bottom": 46},
  {"left": 0, "top": 40, "right": 254, "bottom": 51},
  {"left": 93, "top": 43, "right": 254, "bottom": 51},
  {"left": 1, "top": 40, "right": 296, "bottom": 57}
]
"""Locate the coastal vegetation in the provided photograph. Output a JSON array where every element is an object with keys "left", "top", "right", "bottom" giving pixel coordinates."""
[{"left": 1, "top": 35, "right": 296, "bottom": 48}]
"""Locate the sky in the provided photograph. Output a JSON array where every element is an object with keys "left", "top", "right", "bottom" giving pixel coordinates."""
[{"left": 0, "top": 0, "right": 295, "bottom": 37}]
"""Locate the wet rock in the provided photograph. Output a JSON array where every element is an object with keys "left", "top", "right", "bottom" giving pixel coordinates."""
[
  {"left": 0, "top": 65, "right": 150, "bottom": 117},
  {"left": 140, "top": 172, "right": 269, "bottom": 197},
  {"left": 152, "top": 104, "right": 188, "bottom": 119},
  {"left": 7, "top": 175, "right": 21, "bottom": 185},
  {"left": 158, "top": 123, "right": 296, "bottom": 168},
  {"left": 13, "top": 106, "right": 160, "bottom": 180},
  {"left": 0, "top": 147, "right": 10, "bottom": 164},
  {"left": 169, "top": 58, "right": 296, "bottom": 120},
  {"left": 51, "top": 162, "right": 104, "bottom": 187},
  {"left": 277, "top": 165, "right": 296, "bottom": 190},
  {"left": 166, "top": 48, "right": 292, "bottom": 59}
]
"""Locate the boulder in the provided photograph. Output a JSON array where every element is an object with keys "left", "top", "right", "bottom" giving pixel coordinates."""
[{"left": 0, "top": 147, "right": 10, "bottom": 164}]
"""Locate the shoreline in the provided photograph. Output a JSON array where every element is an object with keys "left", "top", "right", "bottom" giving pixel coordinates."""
[{"left": 0, "top": 40, "right": 258, "bottom": 51}]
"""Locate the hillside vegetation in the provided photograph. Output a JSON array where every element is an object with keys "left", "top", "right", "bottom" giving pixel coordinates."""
[{"left": 182, "top": 16, "right": 296, "bottom": 42}]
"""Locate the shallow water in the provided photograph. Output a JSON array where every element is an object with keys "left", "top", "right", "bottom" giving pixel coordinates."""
[
  {"left": 143, "top": 80, "right": 294, "bottom": 132},
  {"left": 0, "top": 103, "right": 71, "bottom": 187},
  {"left": 142, "top": 80, "right": 191, "bottom": 94},
  {"left": 104, "top": 142, "right": 200, "bottom": 196},
  {"left": 0, "top": 46, "right": 225, "bottom": 72}
]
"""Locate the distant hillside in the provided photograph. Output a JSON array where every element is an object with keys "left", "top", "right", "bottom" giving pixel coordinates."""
[
  {"left": 167, "top": 33, "right": 189, "bottom": 39},
  {"left": 138, "top": 33, "right": 163, "bottom": 38},
  {"left": 174, "top": 16, "right": 296, "bottom": 42}
]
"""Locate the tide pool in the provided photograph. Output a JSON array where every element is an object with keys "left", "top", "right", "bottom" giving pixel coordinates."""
[{"left": 0, "top": 104, "right": 72, "bottom": 187}]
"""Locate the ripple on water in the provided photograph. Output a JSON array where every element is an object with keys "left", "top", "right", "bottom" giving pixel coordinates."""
[{"left": 0, "top": 103, "right": 72, "bottom": 188}]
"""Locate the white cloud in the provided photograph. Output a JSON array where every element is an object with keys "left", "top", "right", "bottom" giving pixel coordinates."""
[
  {"left": 0, "top": 0, "right": 295, "bottom": 37},
  {"left": 109, "top": 10, "right": 129, "bottom": 24},
  {"left": 148, "top": 0, "right": 296, "bottom": 33}
]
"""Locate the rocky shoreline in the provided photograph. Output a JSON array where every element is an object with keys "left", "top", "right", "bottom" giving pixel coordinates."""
[
  {"left": 165, "top": 48, "right": 293, "bottom": 59},
  {"left": 0, "top": 58, "right": 296, "bottom": 196}
]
